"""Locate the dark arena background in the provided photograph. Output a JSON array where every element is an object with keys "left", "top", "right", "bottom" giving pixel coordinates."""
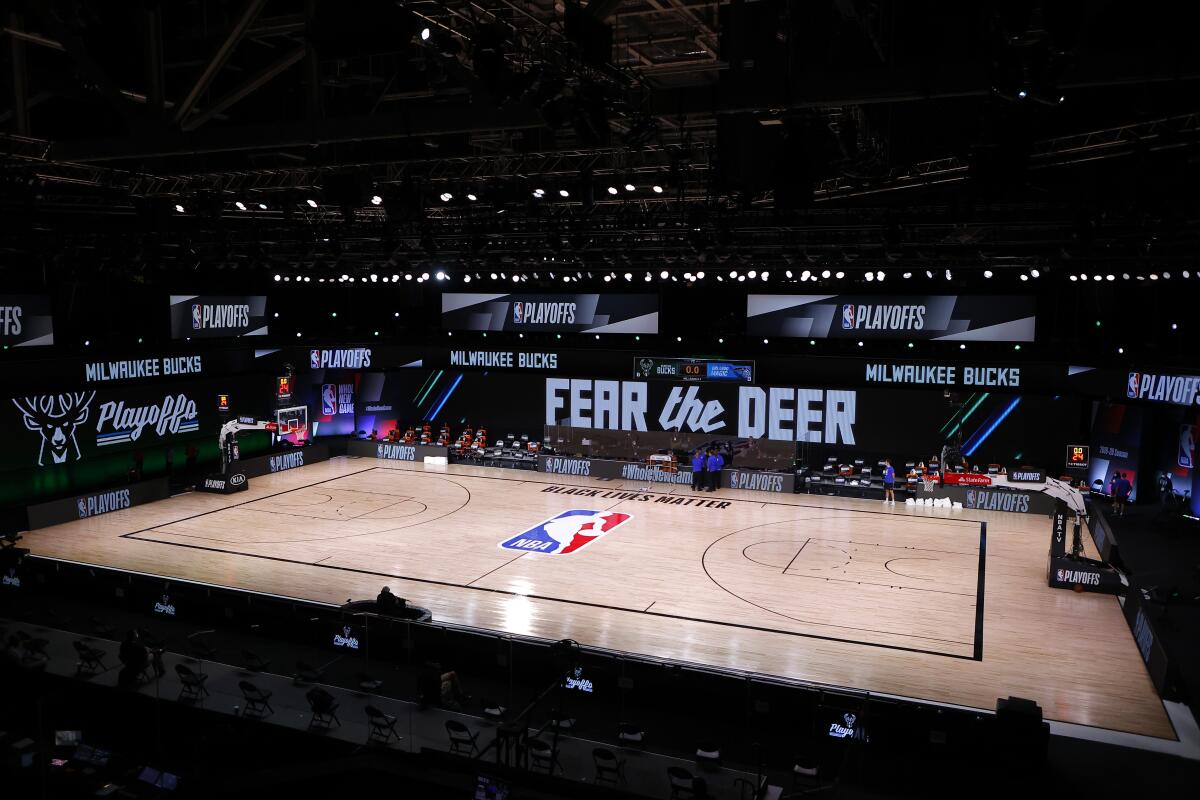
[{"left": 2, "top": 2, "right": 1200, "bottom": 797}]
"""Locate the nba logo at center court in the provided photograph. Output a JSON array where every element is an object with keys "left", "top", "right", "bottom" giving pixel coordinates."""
[
  {"left": 191, "top": 304, "right": 202, "bottom": 329},
  {"left": 1127, "top": 372, "right": 1140, "bottom": 398},
  {"left": 500, "top": 510, "right": 633, "bottom": 555},
  {"left": 841, "top": 304, "right": 855, "bottom": 329}
]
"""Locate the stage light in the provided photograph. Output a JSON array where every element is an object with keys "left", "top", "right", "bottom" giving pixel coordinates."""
[
  {"left": 295, "top": 332, "right": 301, "bottom": 337},
  {"left": 84, "top": 340, "right": 90, "bottom": 346},
  {"left": 490, "top": 272, "right": 497, "bottom": 279},
  {"left": 563, "top": 276, "right": 570, "bottom": 283},
  {"left": 763, "top": 339, "right": 769, "bottom": 344},
  {"left": 283, "top": 276, "right": 290, "bottom": 282},
  {"left": 532, "top": 188, "right": 544, "bottom": 198},
  {"left": 273, "top": 274, "right": 281, "bottom": 281},
  {"left": 738, "top": 275, "right": 745, "bottom": 281},
  {"left": 1017, "top": 90, "right": 1027, "bottom": 99},
  {"left": 865, "top": 272, "right": 874, "bottom": 282},
  {"left": 405, "top": 273, "right": 412, "bottom": 280},
  {"left": 624, "top": 183, "right": 635, "bottom": 192},
  {"left": 370, "top": 195, "right": 382, "bottom": 205},
  {"left": 466, "top": 193, "right": 477, "bottom": 201},
  {"left": 676, "top": 336, "right": 682, "bottom": 342},
  {"left": 1020, "top": 274, "right": 1028, "bottom": 281},
  {"left": 420, "top": 27, "right": 431, "bottom": 40},
  {"left": 604, "top": 275, "right": 612, "bottom": 282},
  {"left": 821, "top": 270, "right": 831, "bottom": 279},
  {"left": 925, "top": 270, "right": 933, "bottom": 278},
  {"left": 370, "top": 274, "right": 378, "bottom": 282},
  {"left": 435, "top": 271, "right": 446, "bottom": 280},
  {"left": 983, "top": 269, "right": 993, "bottom": 278},
  {"left": 660, "top": 270, "right": 669, "bottom": 279},
  {"left": 761, "top": 271, "right": 769, "bottom": 280},
  {"left": 1014, "top": 344, "right": 1021, "bottom": 351},
  {"left": 1092, "top": 275, "right": 1101, "bottom": 281},
  {"left": 1029, "top": 268, "right": 1040, "bottom": 278},
  {"left": 234, "top": 201, "right": 247, "bottom": 211},
  {"left": 907, "top": 342, "right": 914, "bottom": 349},
  {"left": 801, "top": 270, "right": 811, "bottom": 280},
  {"left": 945, "top": 269, "right": 952, "bottom": 280},
  {"left": 684, "top": 273, "right": 693, "bottom": 280},
  {"left": 1122, "top": 273, "right": 1130, "bottom": 280},
  {"left": 718, "top": 337, "right": 724, "bottom": 344},
  {"left": 696, "top": 271, "right": 705, "bottom": 279},
  {"left": 303, "top": 276, "right": 311, "bottom": 283},
  {"left": 1118, "top": 347, "right": 1124, "bottom": 354},
  {"left": 1069, "top": 275, "right": 1078, "bottom": 281},
  {"left": 439, "top": 192, "right": 453, "bottom": 202},
  {"left": 785, "top": 270, "right": 793, "bottom": 278},
  {"left": 595, "top": 334, "right": 600, "bottom": 340},
  {"left": 422, "top": 272, "right": 429, "bottom": 280},
  {"left": 876, "top": 271, "right": 884, "bottom": 281},
  {"left": 331, "top": 311, "right": 338, "bottom": 316},
  {"left": 748, "top": 270, "right": 757, "bottom": 279},
  {"left": 1106, "top": 274, "right": 1115, "bottom": 281},
  {"left": 514, "top": 274, "right": 521, "bottom": 282},
  {"left": 903, "top": 272, "right": 912, "bottom": 279},
  {"left": 729, "top": 270, "right": 737, "bottom": 279},
  {"left": 273, "top": 312, "right": 279, "bottom": 318},
  {"left": 624, "top": 272, "right": 632, "bottom": 281},
  {"left": 1163, "top": 271, "right": 1172, "bottom": 279},
  {"left": 652, "top": 185, "right": 663, "bottom": 193},
  {"left": 258, "top": 202, "right": 267, "bottom": 209},
  {"left": 394, "top": 311, "right": 399, "bottom": 317},
  {"left": 1095, "top": 320, "right": 1101, "bottom": 327},
  {"left": 306, "top": 198, "right": 318, "bottom": 207},
  {"left": 1171, "top": 322, "right": 1178, "bottom": 330},
  {"left": 810, "top": 340, "right": 816, "bottom": 346},
  {"left": 519, "top": 333, "right": 524, "bottom": 338},
  {"left": 857, "top": 341, "right": 863, "bottom": 347},
  {"left": 959, "top": 343, "right": 966, "bottom": 350},
  {"left": 607, "top": 186, "right": 618, "bottom": 195},
  {"left": 559, "top": 189, "right": 570, "bottom": 197},
  {"left": 1150, "top": 273, "right": 1159, "bottom": 280},
  {"left": 1183, "top": 270, "right": 1191, "bottom": 278},
  {"left": 174, "top": 203, "right": 185, "bottom": 213},
  {"left": 835, "top": 271, "right": 844, "bottom": 279},
  {"left": 341, "top": 273, "right": 349, "bottom": 281},
  {"left": 644, "top": 273, "right": 652, "bottom": 282}
]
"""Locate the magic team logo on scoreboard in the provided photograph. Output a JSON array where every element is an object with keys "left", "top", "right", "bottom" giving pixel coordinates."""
[{"left": 499, "top": 510, "right": 633, "bottom": 555}]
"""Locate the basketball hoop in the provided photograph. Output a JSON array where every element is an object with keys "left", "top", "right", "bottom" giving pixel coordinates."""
[{"left": 921, "top": 475, "right": 940, "bottom": 493}]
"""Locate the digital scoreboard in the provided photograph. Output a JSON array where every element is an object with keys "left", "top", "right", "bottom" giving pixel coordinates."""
[
  {"left": 634, "top": 357, "right": 755, "bottom": 383},
  {"left": 1067, "top": 445, "right": 1090, "bottom": 469}
]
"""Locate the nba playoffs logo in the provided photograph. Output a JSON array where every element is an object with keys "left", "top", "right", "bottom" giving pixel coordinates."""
[
  {"left": 1127, "top": 372, "right": 1140, "bottom": 398},
  {"left": 841, "top": 304, "right": 855, "bottom": 329},
  {"left": 321, "top": 384, "right": 336, "bottom": 415},
  {"left": 512, "top": 302, "right": 525, "bottom": 324},
  {"left": 191, "top": 304, "right": 202, "bottom": 329},
  {"left": 500, "top": 510, "right": 632, "bottom": 555}
]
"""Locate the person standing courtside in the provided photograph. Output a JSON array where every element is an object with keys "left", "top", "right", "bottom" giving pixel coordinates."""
[
  {"left": 706, "top": 448, "right": 723, "bottom": 492},
  {"left": 691, "top": 449, "right": 706, "bottom": 492},
  {"left": 883, "top": 459, "right": 896, "bottom": 505}
]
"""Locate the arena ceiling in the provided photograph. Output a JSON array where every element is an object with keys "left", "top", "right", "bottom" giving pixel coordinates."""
[{"left": 2, "top": 0, "right": 1200, "bottom": 282}]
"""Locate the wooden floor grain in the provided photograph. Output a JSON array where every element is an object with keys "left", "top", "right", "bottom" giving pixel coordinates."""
[{"left": 20, "top": 456, "right": 1174, "bottom": 739}]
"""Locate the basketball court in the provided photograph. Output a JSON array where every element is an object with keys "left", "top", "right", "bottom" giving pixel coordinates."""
[{"left": 19, "top": 456, "right": 1176, "bottom": 741}]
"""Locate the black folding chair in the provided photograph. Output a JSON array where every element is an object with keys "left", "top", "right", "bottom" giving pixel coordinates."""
[
  {"left": 593, "top": 747, "right": 625, "bottom": 785},
  {"left": 306, "top": 687, "right": 341, "bottom": 730},
  {"left": 175, "top": 663, "right": 208, "bottom": 702},
  {"left": 445, "top": 719, "right": 479, "bottom": 756},
  {"left": 239, "top": 680, "right": 274, "bottom": 718},
  {"left": 365, "top": 705, "right": 400, "bottom": 745},
  {"left": 73, "top": 640, "right": 106, "bottom": 674}
]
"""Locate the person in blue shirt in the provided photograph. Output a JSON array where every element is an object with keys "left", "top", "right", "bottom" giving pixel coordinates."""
[
  {"left": 883, "top": 458, "right": 896, "bottom": 505},
  {"left": 705, "top": 449, "right": 723, "bottom": 492},
  {"left": 691, "top": 449, "right": 706, "bottom": 492},
  {"left": 1113, "top": 471, "right": 1132, "bottom": 517}
]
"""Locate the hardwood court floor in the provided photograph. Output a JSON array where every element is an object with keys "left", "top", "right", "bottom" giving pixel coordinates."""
[{"left": 21, "top": 457, "right": 1174, "bottom": 739}]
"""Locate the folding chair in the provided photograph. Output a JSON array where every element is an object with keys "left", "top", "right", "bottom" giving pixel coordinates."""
[
  {"left": 593, "top": 747, "right": 625, "bottom": 785},
  {"left": 445, "top": 719, "right": 479, "bottom": 756},
  {"left": 365, "top": 705, "right": 400, "bottom": 745},
  {"left": 667, "top": 766, "right": 696, "bottom": 799},
  {"left": 239, "top": 680, "right": 274, "bottom": 718},
  {"left": 293, "top": 660, "right": 323, "bottom": 685},
  {"left": 527, "top": 738, "right": 559, "bottom": 774},
  {"left": 175, "top": 664, "right": 208, "bottom": 702},
  {"left": 306, "top": 687, "right": 341, "bottom": 730},
  {"left": 73, "top": 640, "right": 106, "bottom": 674},
  {"left": 241, "top": 649, "right": 271, "bottom": 673}
]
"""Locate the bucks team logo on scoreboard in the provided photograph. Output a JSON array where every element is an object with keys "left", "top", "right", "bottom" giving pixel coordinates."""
[{"left": 500, "top": 510, "right": 632, "bottom": 555}]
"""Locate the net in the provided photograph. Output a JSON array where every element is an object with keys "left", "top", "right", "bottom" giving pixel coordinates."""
[{"left": 275, "top": 405, "right": 310, "bottom": 443}]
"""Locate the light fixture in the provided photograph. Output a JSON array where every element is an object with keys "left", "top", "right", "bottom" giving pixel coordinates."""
[
  {"left": 420, "top": 27, "right": 431, "bottom": 41},
  {"left": 959, "top": 343, "right": 966, "bottom": 350},
  {"left": 761, "top": 271, "right": 769, "bottom": 280},
  {"left": 1069, "top": 275, "right": 1078, "bottom": 281},
  {"left": 559, "top": 189, "right": 570, "bottom": 198},
  {"left": 925, "top": 270, "right": 934, "bottom": 279},
  {"left": 257, "top": 202, "right": 267, "bottom": 210},
  {"left": 607, "top": 186, "right": 618, "bottom": 195},
  {"left": 762, "top": 338, "right": 769, "bottom": 345},
  {"left": 876, "top": 271, "right": 884, "bottom": 281},
  {"left": 1020, "top": 274, "right": 1028, "bottom": 281},
  {"left": 466, "top": 193, "right": 477, "bottom": 202},
  {"left": 748, "top": 270, "right": 757, "bottom": 279},
  {"left": 821, "top": 270, "right": 831, "bottom": 279},
  {"left": 174, "top": 204, "right": 185, "bottom": 213},
  {"left": 1106, "top": 274, "right": 1115, "bottom": 281},
  {"left": 370, "top": 195, "right": 382, "bottom": 205},
  {"left": 697, "top": 271, "right": 706, "bottom": 280},
  {"left": 1118, "top": 347, "right": 1124, "bottom": 354},
  {"left": 604, "top": 275, "right": 612, "bottom": 282},
  {"left": 1017, "top": 89, "right": 1028, "bottom": 99},
  {"left": 652, "top": 185, "right": 663, "bottom": 193},
  {"left": 624, "top": 272, "right": 632, "bottom": 281},
  {"left": 835, "top": 271, "right": 844, "bottom": 279},
  {"left": 785, "top": 270, "right": 793, "bottom": 278},
  {"left": 983, "top": 269, "right": 993, "bottom": 278},
  {"left": 306, "top": 198, "right": 318, "bottom": 208},
  {"left": 439, "top": 192, "right": 453, "bottom": 202},
  {"left": 676, "top": 336, "right": 682, "bottom": 342},
  {"left": 857, "top": 341, "right": 863, "bottom": 347},
  {"left": 903, "top": 272, "right": 912, "bottom": 279},
  {"left": 436, "top": 271, "right": 446, "bottom": 280},
  {"left": 234, "top": 201, "right": 247, "bottom": 211},
  {"left": 865, "top": 272, "right": 875, "bottom": 282},
  {"left": 273, "top": 274, "right": 281, "bottom": 281},
  {"left": 945, "top": 269, "right": 952, "bottom": 280},
  {"left": 1030, "top": 268, "right": 1040, "bottom": 278},
  {"left": 624, "top": 183, "right": 635, "bottom": 192}
]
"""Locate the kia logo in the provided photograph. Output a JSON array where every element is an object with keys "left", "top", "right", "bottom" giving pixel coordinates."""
[{"left": 229, "top": 473, "right": 246, "bottom": 486}]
